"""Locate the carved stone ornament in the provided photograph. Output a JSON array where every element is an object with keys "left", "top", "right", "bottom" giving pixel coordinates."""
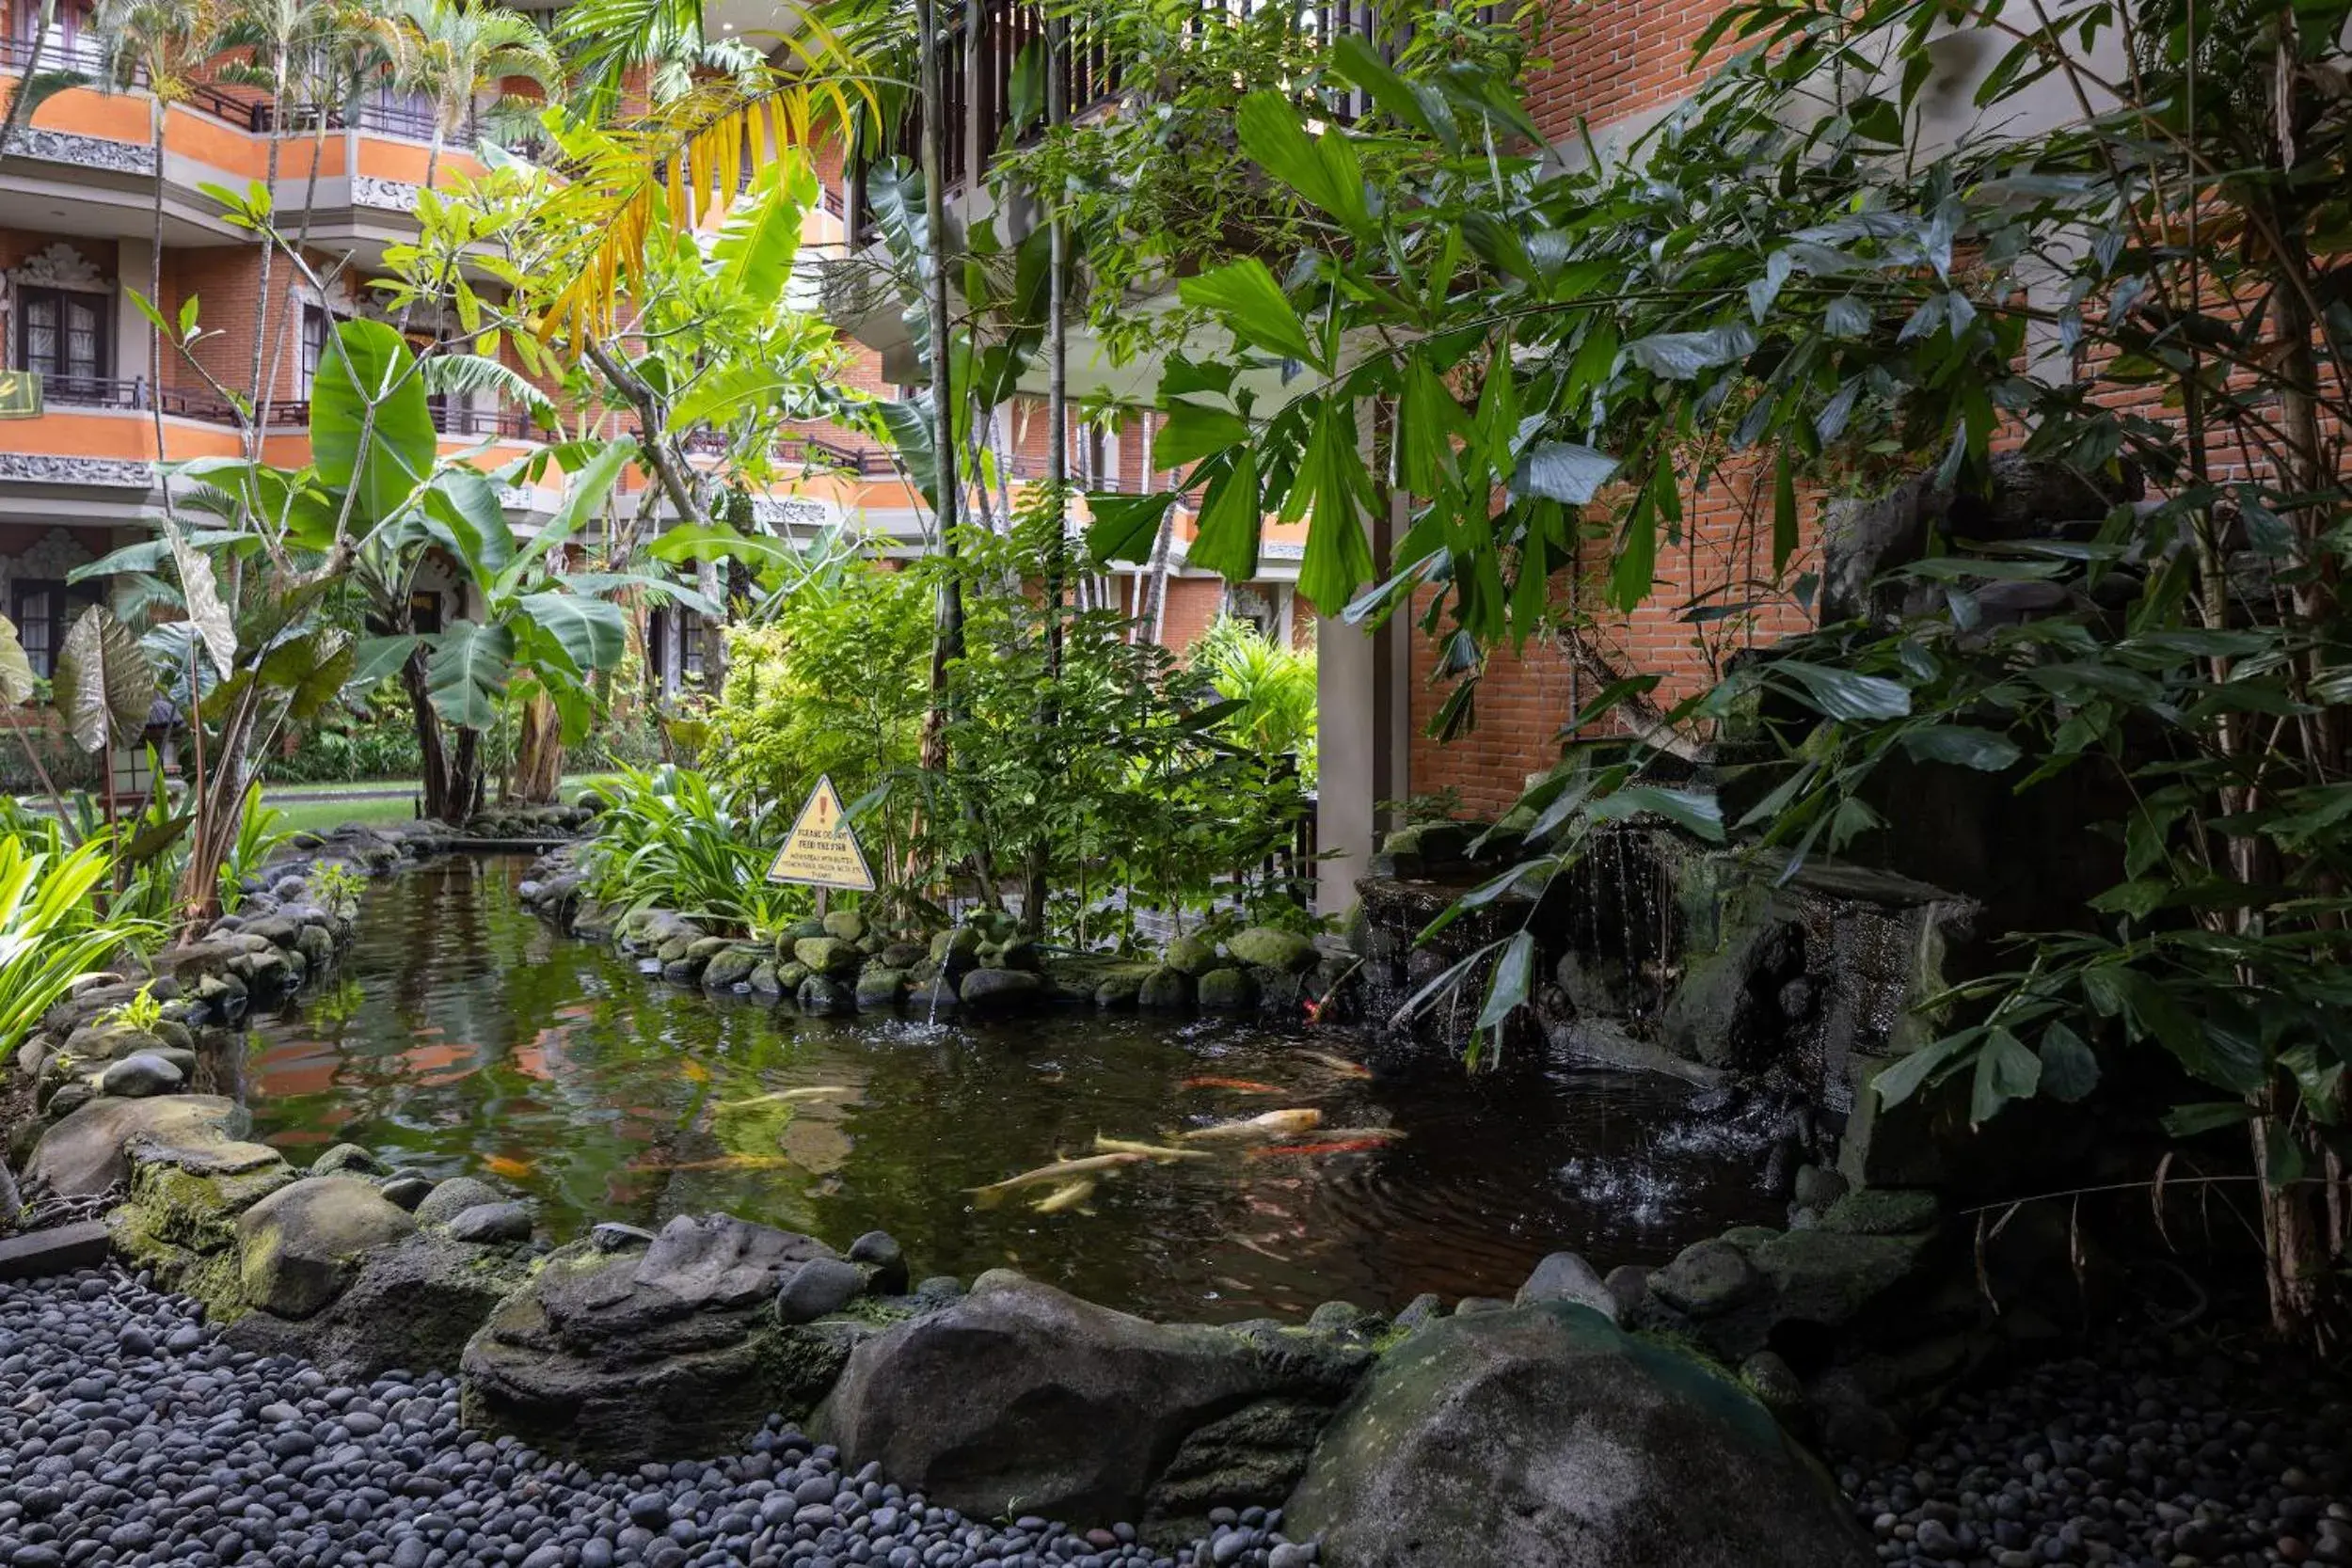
[
  {"left": 351, "top": 176, "right": 421, "bottom": 213},
  {"left": 9, "top": 243, "right": 113, "bottom": 294},
  {"left": 0, "top": 453, "right": 155, "bottom": 488},
  {"left": 7, "top": 128, "right": 155, "bottom": 176},
  {"left": 752, "top": 497, "right": 836, "bottom": 530}
]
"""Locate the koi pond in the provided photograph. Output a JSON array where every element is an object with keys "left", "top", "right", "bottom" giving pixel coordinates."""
[{"left": 232, "top": 855, "right": 1787, "bottom": 1323}]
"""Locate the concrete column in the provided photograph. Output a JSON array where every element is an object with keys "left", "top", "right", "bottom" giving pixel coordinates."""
[
  {"left": 114, "top": 239, "right": 154, "bottom": 387},
  {"left": 1314, "top": 492, "right": 1411, "bottom": 920}
]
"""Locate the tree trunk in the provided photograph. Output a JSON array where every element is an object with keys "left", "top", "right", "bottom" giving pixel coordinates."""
[
  {"left": 0, "top": 7, "right": 51, "bottom": 164},
  {"left": 1022, "top": 10, "right": 1070, "bottom": 937},
  {"left": 402, "top": 643, "right": 458, "bottom": 822},
  {"left": 508, "top": 689, "right": 564, "bottom": 803},
  {"left": 917, "top": 0, "right": 964, "bottom": 775}
]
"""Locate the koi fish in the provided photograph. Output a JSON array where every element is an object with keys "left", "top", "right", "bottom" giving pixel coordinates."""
[
  {"left": 1290, "top": 1049, "right": 1374, "bottom": 1080},
  {"left": 643, "top": 1154, "right": 799, "bottom": 1173},
  {"left": 1092, "top": 1135, "right": 1216, "bottom": 1163},
  {"left": 1247, "top": 1132, "right": 1404, "bottom": 1160},
  {"left": 967, "top": 1152, "right": 1150, "bottom": 1208},
  {"left": 1175, "top": 1109, "right": 1324, "bottom": 1146},
  {"left": 483, "top": 1154, "right": 535, "bottom": 1180},
  {"left": 718, "top": 1086, "right": 853, "bottom": 1109},
  {"left": 1031, "top": 1179, "right": 1097, "bottom": 1214},
  {"left": 1181, "top": 1077, "right": 1285, "bottom": 1094},
  {"left": 682, "top": 1060, "right": 711, "bottom": 1085}
]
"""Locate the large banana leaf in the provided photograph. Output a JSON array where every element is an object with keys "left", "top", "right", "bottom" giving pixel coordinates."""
[
  {"left": 424, "top": 620, "right": 516, "bottom": 731},
  {"left": 421, "top": 467, "right": 516, "bottom": 592},
  {"left": 516, "top": 593, "right": 625, "bottom": 675},
  {"left": 499, "top": 438, "right": 636, "bottom": 591},
  {"left": 52, "top": 606, "right": 155, "bottom": 754},
  {"left": 312, "top": 319, "right": 437, "bottom": 527}
]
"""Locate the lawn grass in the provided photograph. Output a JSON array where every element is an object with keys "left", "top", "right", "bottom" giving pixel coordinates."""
[{"left": 272, "top": 795, "right": 421, "bottom": 836}]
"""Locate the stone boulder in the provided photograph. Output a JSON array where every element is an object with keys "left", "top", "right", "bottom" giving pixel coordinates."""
[
  {"left": 236, "top": 1177, "right": 418, "bottom": 1318},
  {"left": 96, "top": 1052, "right": 185, "bottom": 1098},
  {"left": 957, "top": 967, "right": 1043, "bottom": 1016},
  {"left": 225, "top": 1231, "right": 531, "bottom": 1382},
  {"left": 25, "top": 1095, "right": 252, "bottom": 1197},
  {"left": 108, "top": 1135, "right": 298, "bottom": 1312},
  {"left": 1285, "top": 1302, "right": 1872, "bottom": 1568},
  {"left": 415, "top": 1176, "right": 505, "bottom": 1227},
  {"left": 1635, "top": 1225, "right": 1937, "bottom": 1361},
  {"left": 815, "top": 1271, "right": 1366, "bottom": 1540},
  {"left": 461, "top": 1213, "right": 858, "bottom": 1466}
]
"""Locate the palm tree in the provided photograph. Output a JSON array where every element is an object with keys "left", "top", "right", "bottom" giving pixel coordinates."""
[
  {"left": 376, "top": 0, "right": 557, "bottom": 201},
  {"left": 217, "top": 0, "right": 389, "bottom": 450},
  {"left": 91, "top": 0, "right": 225, "bottom": 441}
]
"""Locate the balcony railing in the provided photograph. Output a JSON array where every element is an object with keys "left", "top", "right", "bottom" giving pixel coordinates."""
[
  {"left": 0, "top": 33, "right": 487, "bottom": 141},
  {"left": 20, "top": 374, "right": 531, "bottom": 439}
]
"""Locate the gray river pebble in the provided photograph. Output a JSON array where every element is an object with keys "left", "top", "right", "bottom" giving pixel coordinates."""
[
  {"left": 0, "top": 1267, "right": 1317, "bottom": 1568},
  {"left": 1840, "top": 1344, "right": 2351, "bottom": 1568}
]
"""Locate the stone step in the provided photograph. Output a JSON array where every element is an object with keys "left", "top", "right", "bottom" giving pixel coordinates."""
[{"left": 0, "top": 1218, "right": 112, "bottom": 1280}]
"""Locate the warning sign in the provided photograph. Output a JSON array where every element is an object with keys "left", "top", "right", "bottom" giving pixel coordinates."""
[{"left": 766, "top": 774, "right": 877, "bottom": 892}]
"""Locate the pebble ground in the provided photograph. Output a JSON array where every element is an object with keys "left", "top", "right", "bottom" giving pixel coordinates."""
[
  {"left": 0, "top": 1268, "right": 1316, "bottom": 1568},
  {"left": 1838, "top": 1344, "right": 2352, "bottom": 1567},
  {"left": 7, "top": 1268, "right": 2346, "bottom": 1568}
]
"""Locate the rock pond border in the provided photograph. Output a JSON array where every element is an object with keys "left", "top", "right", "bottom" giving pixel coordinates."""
[{"left": 2, "top": 816, "right": 1989, "bottom": 1564}]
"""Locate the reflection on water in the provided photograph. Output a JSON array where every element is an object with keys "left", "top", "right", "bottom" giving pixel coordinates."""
[{"left": 236, "top": 857, "right": 1785, "bottom": 1323}]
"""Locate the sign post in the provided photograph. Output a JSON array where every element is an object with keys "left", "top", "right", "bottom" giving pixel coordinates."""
[{"left": 766, "top": 774, "right": 878, "bottom": 917}]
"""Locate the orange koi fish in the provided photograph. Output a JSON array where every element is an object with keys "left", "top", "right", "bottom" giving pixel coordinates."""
[
  {"left": 1248, "top": 1138, "right": 1392, "bottom": 1159},
  {"left": 682, "top": 1060, "right": 711, "bottom": 1085},
  {"left": 483, "top": 1154, "right": 536, "bottom": 1180},
  {"left": 1181, "top": 1077, "right": 1285, "bottom": 1094}
]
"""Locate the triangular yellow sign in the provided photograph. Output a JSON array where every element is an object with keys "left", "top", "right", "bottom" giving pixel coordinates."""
[{"left": 766, "top": 774, "right": 877, "bottom": 892}]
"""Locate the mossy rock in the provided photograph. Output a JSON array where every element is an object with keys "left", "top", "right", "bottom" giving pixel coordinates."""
[
  {"left": 793, "top": 937, "right": 863, "bottom": 976},
  {"left": 1164, "top": 934, "right": 1219, "bottom": 977},
  {"left": 1819, "top": 1188, "right": 1940, "bottom": 1237},
  {"left": 1380, "top": 820, "right": 1470, "bottom": 863},
  {"left": 855, "top": 969, "right": 908, "bottom": 1012},
  {"left": 1197, "top": 968, "right": 1261, "bottom": 1014},
  {"left": 1138, "top": 967, "right": 1193, "bottom": 1011},
  {"left": 655, "top": 934, "right": 698, "bottom": 965},
  {"left": 1226, "top": 927, "right": 1318, "bottom": 974},
  {"left": 930, "top": 926, "right": 981, "bottom": 963},
  {"left": 797, "top": 974, "right": 858, "bottom": 1017},
  {"left": 822, "top": 909, "right": 868, "bottom": 943},
  {"left": 748, "top": 961, "right": 783, "bottom": 995},
  {"left": 778, "top": 961, "right": 812, "bottom": 991},
  {"left": 704, "top": 946, "right": 762, "bottom": 990}
]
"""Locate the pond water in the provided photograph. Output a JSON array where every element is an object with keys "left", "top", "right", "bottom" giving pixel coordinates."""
[{"left": 234, "top": 855, "right": 1788, "bottom": 1323}]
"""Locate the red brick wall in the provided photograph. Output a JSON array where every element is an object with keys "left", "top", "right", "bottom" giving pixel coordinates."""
[
  {"left": 1406, "top": 0, "right": 1814, "bottom": 821},
  {"left": 1523, "top": 0, "right": 1738, "bottom": 141},
  {"left": 1158, "top": 574, "right": 1225, "bottom": 652}
]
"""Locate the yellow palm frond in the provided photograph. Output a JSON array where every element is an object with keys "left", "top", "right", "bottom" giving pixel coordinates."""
[{"left": 539, "top": 11, "right": 873, "bottom": 342}]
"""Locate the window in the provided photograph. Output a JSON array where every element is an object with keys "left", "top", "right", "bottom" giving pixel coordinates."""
[
  {"left": 300, "top": 305, "right": 328, "bottom": 394},
  {"left": 9, "top": 578, "right": 99, "bottom": 681},
  {"left": 18, "top": 287, "right": 106, "bottom": 396}
]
